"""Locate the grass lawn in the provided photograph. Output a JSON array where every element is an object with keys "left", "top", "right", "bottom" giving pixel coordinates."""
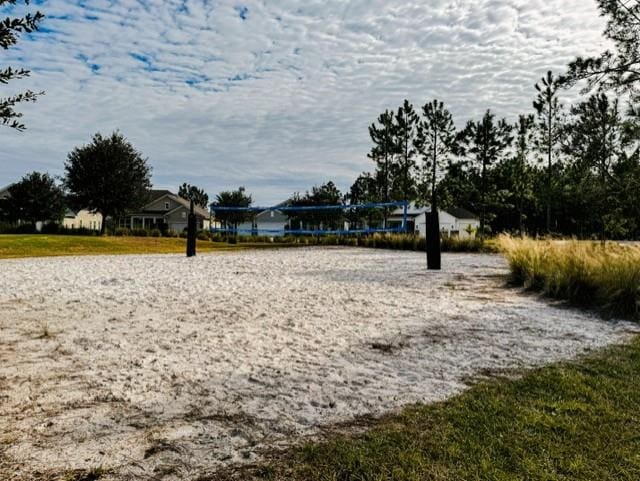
[
  {"left": 44, "top": 339, "right": 640, "bottom": 480},
  {"left": 0, "top": 234, "right": 285, "bottom": 259},
  {"left": 217, "top": 337, "right": 640, "bottom": 481}
]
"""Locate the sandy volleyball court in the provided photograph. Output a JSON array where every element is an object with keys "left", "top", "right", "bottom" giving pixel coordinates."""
[{"left": 0, "top": 247, "right": 636, "bottom": 479}]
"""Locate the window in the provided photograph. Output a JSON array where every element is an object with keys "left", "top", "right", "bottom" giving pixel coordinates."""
[
  {"left": 165, "top": 202, "right": 170, "bottom": 210},
  {"left": 182, "top": 212, "right": 186, "bottom": 219}
]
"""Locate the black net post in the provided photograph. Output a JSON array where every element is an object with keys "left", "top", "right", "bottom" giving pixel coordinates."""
[
  {"left": 187, "top": 199, "right": 197, "bottom": 257},
  {"left": 426, "top": 206, "right": 441, "bottom": 271}
]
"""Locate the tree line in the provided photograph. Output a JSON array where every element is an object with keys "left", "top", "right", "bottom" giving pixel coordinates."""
[
  {"left": 217, "top": 1, "right": 640, "bottom": 241},
  {"left": 0, "top": 132, "right": 210, "bottom": 234}
]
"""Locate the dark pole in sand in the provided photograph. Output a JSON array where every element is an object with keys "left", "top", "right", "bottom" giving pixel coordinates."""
[
  {"left": 426, "top": 200, "right": 441, "bottom": 271},
  {"left": 187, "top": 199, "right": 197, "bottom": 258}
]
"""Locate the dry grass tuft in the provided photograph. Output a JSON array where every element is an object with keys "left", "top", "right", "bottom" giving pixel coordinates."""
[{"left": 497, "top": 235, "right": 640, "bottom": 320}]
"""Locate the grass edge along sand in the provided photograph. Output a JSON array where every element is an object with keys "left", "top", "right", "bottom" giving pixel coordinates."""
[
  {"left": 0, "top": 234, "right": 294, "bottom": 259},
  {"left": 204, "top": 338, "right": 640, "bottom": 481}
]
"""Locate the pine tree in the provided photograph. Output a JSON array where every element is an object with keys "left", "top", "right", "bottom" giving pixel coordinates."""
[
  {"left": 458, "top": 110, "right": 513, "bottom": 239},
  {"left": 566, "top": 93, "right": 624, "bottom": 241},
  {"left": 368, "top": 110, "right": 397, "bottom": 225},
  {"left": 533, "top": 71, "right": 564, "bottom": 234},
  {"left": 393, "top": 100, "right": 418, "bottom": 202}
]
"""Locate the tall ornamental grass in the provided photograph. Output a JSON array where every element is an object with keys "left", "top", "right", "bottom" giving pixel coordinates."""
[{"left": 498, "top": 235, "right": 640, "bottom": 321}]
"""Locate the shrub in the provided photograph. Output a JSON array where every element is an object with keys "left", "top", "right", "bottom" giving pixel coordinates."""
[
  {"left": 163, "top": 229, "right": 178, "bottom": 238},
  {"left": 197, "top": 231, "right": 210, "bottom": 241},
  {"left": 113, "top": 227, "right": 130, "bottom": 236},
  {"left": 131, "top": 228, "right": 148, "bottom": 237},
  {"left": 149, "top": 228, "right": 162, "bottom": 238}
]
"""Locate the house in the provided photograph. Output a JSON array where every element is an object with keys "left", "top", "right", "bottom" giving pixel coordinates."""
[
  {"left": 121, "top": 190, "right": 211, "bottom": 232},
  {"left": 388, "top": 203, "right": 479, "bottom": 239},
  {"left": 62, "top": 209, "right": 103, "bottom": 231},
  {"left": 235, "top": 205, "right": 290, "bottom": 236},
  {"left": 0, "top": 184, "right": 10, "bottom": 200}
]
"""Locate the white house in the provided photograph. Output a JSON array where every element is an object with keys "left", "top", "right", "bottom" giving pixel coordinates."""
[
  {"left": 235, "top": 207, "right": 290, "bottom": 236},
  {"left": 63, "top": 209, "right": 103, "bottom": 231},
  {"left": 388, "top": 203, "right": 479, "bottom": 239}
]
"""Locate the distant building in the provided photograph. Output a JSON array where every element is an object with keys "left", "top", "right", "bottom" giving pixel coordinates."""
[
  {"left": 388, "top": 203, "right": 479, "bottom": 239},
  {"left": 0, "top": 184, "right": 11, "bottom": 200},
  {"left": 120, "top": 190, "right": 211, "bottom": 232},
  {"left": 62, "top": 209, "right": 103, "bottom": 231},
  {"left": 235, "top": 203, "right": 290, "bottom": 236}
]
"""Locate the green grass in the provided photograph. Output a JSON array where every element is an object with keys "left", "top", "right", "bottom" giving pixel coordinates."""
[
  {"left": 0, "top": 234, "right": 288, "bottom": 259},
  {"left": 216, "top": 338, "right": 640, "bottom": 481},
  {"left": 498, "top": 236, "right": 640, "bottom": 321}
]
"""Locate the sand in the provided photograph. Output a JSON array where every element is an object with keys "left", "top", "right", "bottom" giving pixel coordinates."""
[{"left": 0, "top": 247, "right": 636, "bottom": 480}]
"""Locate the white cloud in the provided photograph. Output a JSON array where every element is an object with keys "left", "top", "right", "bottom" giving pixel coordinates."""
[{"left": 0, "top": 0, "right": 607, "bottom": 203}]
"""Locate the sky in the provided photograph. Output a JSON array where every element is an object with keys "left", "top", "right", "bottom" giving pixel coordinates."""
[{"left": 1, "top": 0, "right": 608, "bottom": 204}]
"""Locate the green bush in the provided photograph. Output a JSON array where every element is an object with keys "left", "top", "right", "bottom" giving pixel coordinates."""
[
  {"left": 131, "top": 228, "right": 148, "bottom": 237},
  {"left": 149, "top": 228, "right": 162, "bottom": 238}
]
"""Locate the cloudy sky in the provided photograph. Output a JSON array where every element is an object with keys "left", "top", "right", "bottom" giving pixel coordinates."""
[{"left": 1, "top": 0, "right": 607, "bottom": 204}]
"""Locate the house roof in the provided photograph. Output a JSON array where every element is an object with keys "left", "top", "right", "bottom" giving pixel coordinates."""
[
  {"left": 390, "top": 202, "right": 431, "bottom": 217},
  {"left": 446, "top": 207, "right": 478, "bottom": 220},
  {"left": 255, "top": 209, "right": 289, "bottom": 223},
  {"left": 135, "top": 190, "right": 211, "bottom": 219},
  {"left": 0, "top": 184, "right": 13, "bottom": 199}
]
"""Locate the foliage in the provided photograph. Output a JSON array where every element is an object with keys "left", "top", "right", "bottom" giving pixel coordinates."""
[
  {"left": 415, "top": 99, "right": 457, "bottom": 204},
  {"left": 499, "top": 235, "right": 640, "bottom": 320},
  {"left": 0, "top": 171, "right": 65, "bottom": 226},
  {"left": 0, "top": 0, "right": 45, "bottom": 131},
  {"left": 392, "top": 100, "right": 419, "bottom": 202},
  {"left": 564, "top": 93, "right": 624, "bottom": 241},
  {"left": 211, "top": 186, "right": 253, "bottom": 229},
  {"left": 287, "top": 181, "right": 343, "bottom": 230},
  {"left": 178, "top": 182, "right": 209, "bottom": 209},
  {"left": 564, "top": 0, "right": 639, "bottom": 98},
  {"left": 533, "top": 71, "right": 565, "bottom": 233},
  {"left": 64, "top": 132, "right": 152, "bottom": 234},
  {"left": 457, "top": 110, "right": 513, "bottom": 238}
]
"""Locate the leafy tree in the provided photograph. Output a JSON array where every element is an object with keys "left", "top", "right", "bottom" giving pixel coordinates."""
[
  {"left": 392, "top": 100, "right": 418, "bottom": 201},
  {"left": 2, "top": 171, "right": 65, "bottom": 226},
  {"left": 533, "top": 71, "right": 565, "bottom": 233},
  {"left": 64, "top": 132, "right": 152, "bottom": 235},
  {"left": 211, "top": 186, "right": 253, "bottom": 231},
  {"left": 564, "top": 0, "right": 639, "bottom": 99},
  {"left": 1, "top": 0, "right": 44, "bottom": 131},
  {"left": 347, "top": 172, "right": 383, "bottom": 229},
  {"left": 458, "top": 110, "right": 513, "bottom": 239},
  {"left": 288, "top": 181, "right": 343, "bottom": 231},
  {"left": 178, "top": 182, "right": 209, "bottom": 209}
]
